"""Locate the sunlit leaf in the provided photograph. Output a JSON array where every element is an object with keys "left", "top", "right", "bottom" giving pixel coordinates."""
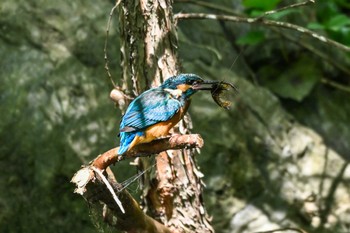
[
  {"left": 266, "top": 9, "right": 299, "bottom": 20},
  {"left": 243, "top": 0, "right": 281, "bottom": 11},
  {"left": 249, "top": 9, "right": 265, "bottom": 17},
  {"left": 326, "top": 14, "right": 350, "bottom": 31},
  {"left": 307, "top": 22, "right": 325, "bottom": 30}
]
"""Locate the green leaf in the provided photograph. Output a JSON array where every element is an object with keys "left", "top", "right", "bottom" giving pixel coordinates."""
[
  {"left": 262, "top": 57, "right": 321, "bottom": 101},
  {"left": 326, "top": 14, "right": 350, "bottom": 31},
  {"left": 335, "top": 0, "right": 350, "bottom": 8},
  {"left": 243, "top": 0, "right": 281, "bottom": 11},
  {"left": 307, "top": 22, "right": 325, "bottom": 30},
  {"left": 249, "top": 10, "right": 265, "bottom": 17},
  {"left": 236, "top": 31, "right": 265, "bottom": 46},
  {"left": 266, "top": 9, "right": 299, "bottom": 20}
]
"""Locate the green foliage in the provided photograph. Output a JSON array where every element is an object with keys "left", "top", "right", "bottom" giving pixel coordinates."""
[
  {"left": 265, "top": 9, "right": 300, "bottom": 20},
  {"left": 243, "top": 0, "right": 281, "bottom": 11},
  {"left": 308, "top": 14, "right": 350, "bottom": 45},
  {"left": 312, "top": 0, "right": 350, "bottom": 45}
]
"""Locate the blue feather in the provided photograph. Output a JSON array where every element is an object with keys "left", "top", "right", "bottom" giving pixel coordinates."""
[
  {"left": 120, "top": 88, "right": 183, "bottom": 131},
  {"left": 118, "top": 88, "right": 183, "bottom": 154},
  {"left": 118, "top": 131, "right": 143, "bottom": 155},
  {"left": 118, "top": 73, "right": 204, "bottom": 155}
]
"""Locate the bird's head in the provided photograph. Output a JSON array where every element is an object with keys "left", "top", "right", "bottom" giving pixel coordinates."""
[{"left": 161, "top": 73, "right": 218, "bottom": 98}]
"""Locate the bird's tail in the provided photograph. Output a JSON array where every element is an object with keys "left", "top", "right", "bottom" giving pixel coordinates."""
[{"left": 118, "top": 132, "right": 136, "bottom": 155}]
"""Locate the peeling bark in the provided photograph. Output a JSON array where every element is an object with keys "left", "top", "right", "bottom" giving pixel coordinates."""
[
  {"left": 118, "top": 0, "right": 213, "bottom": 232},
  {"left": 72, "top": 0, "right": 213, "bottom": 232}
]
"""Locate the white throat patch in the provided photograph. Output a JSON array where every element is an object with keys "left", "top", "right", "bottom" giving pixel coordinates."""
[{"left": 164, "top": 88, "right": 182, "bottom": 99}]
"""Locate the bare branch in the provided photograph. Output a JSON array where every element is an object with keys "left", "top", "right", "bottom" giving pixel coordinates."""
[
  {"left": 176, "top": 0, "right": 314, "bottom": 17},
  {"left": 91, "top": 166, "right": 125, "bottom": 213},
  {"left": 92, "top": 134, "right": 204, "bottom": 170},
  {"left": 254, "top": 227, "right": 309, "bottom": 233},
  {"left": 175, "top": 0, "right": 240, "bottom": 15},
  {"left": 104, "top": 0, "right": 121, "bottom": 88},
  {"left": 72, "top": 134, "right": 203, "bottom": 232},
  {"left": 175, "top": 13, "right": 350, "bottom": 53},
  {"left": 71, "top": 167, "right": 173, "bottom": 233},
  {"left": 271, "top": 27, "right": 350, "bottom": 76},
  {"left": 321, "top": 78, "right": 350, "bottom": 93},
  {"left": 259, "top": 0, "right": 314, "bottom": 19}
]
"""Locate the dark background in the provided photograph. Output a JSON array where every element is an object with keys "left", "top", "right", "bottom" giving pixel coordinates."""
[{"left": 1, "top": 0, "right": 350, "bottom": 232}]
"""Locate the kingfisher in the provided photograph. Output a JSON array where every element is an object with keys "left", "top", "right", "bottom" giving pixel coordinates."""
[{"left": 118, "top": 73, "right": 218, "bottom": 155}]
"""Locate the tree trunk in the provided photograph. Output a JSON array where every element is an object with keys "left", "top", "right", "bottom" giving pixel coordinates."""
[{"left": 118, "top": 0, "right": 213, "bottom": 232}]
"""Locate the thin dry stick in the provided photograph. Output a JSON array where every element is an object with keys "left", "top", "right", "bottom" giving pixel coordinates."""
[
  {"left": 321, "top": 78, "right": 350, "bottom": 93},
  {"left": 175, "top": 13, "right": 350, "bottom": 53},
  {"left": 255, "top": 227, "right": 308, "bottom": 233},
  {"left": 175, "top": 0, "right": 241, "bottom": 15},
  {"left": 259, "top": 0, "right": 315, "bottom": 19},
  {"left": 271, "top": 27, "right": 350, "bottom": 76},
  {"left": 104, "top": 0, "right": 121, "bottom": 88},
  {"left": 89, "top": 163, "right": 154, "bottom": 214},
  {"left": 91, "top": 166, "right": 125, "bottom": 213},
  {"left": 117, "top": 162, "right": 156, "bottom": 193}
]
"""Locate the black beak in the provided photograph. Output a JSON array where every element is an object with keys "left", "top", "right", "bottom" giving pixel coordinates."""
[{"left": 192, "top": 80, "right": 219, "bottom": 90}]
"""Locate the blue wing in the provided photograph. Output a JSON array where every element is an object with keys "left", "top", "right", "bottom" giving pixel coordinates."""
[
  {"left": 120, "top": 88, "right": 182, "bottom": 132},
  {"left": 118, "top": 87, "right": 183, "bottom": 155}
]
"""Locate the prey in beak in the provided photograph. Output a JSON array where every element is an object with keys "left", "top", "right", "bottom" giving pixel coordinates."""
[{"left": 193, "top": 79, "right": 238, "bottom": 110}]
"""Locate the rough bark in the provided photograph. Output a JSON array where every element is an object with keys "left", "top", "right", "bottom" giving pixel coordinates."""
[
  {"left": 73, "top": 0, "right": 213, "bottom": 232},
  {"left": 118, "top": 0, "right": 213, "bottom": 232}
]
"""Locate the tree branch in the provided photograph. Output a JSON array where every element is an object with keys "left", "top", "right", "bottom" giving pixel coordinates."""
[
  {"left": 270, "top": 27, "right": 350, "bottom": 76},
  {"left": 72, "top": 167, "right": 174, "bottom": 233},
  {"left": 92, "top": 134, "right": 203, "bottom": 170},
  {"left": 254, "top": 227, "right": 309, "bottom": 233},
  {"left": 104, "top": 0, "right": 121, "bottom": 88},
  {"left": 259, "top": 0, "right": 314, "bottom": 19},
  {"left": 71, "top": 134, "right": 203, "bottom": 232},
  {"left": 175, "top": 13, "right": 350, "bottom": 53}
]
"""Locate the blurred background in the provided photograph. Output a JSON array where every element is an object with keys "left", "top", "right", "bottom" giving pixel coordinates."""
[{"left": 1, "top": 0, "right": 350, "bottom": 232}]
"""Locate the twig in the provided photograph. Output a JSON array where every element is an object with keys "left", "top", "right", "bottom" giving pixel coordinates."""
[
  {"left": 175, "top": 13, "right": 350, "bottom": 53},
  {"left": 71, "top": 167, "right": 173, "bottom": 233},
  {"left": 255, "top": 227, "right": 308, "bottom": 233},
  {"left": 321, "top": 78, "right": 350, "bottom": 93},
  {"left": 175, "top": 0, "right": 240, "bottom": 15},
  {"left": 91, "top": 166, "right": 125, "bottom": 213},
  {"left": 259, "top": 0, "right": 315, "bottom": 19},
  {"left": 271, "top": 27, "right": 350, "bottom": 76},
  {"left": 104, "top": 0, "right": 121, "bottom": 88},
  {"left": 117, "top": 162, "right": 156, "bottom": 193},
  {"left": 176, "top": 0, "right": 314, "bottom": 18}
]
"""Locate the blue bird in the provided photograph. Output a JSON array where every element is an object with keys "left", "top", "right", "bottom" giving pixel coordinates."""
[{"left": 118, "top": 73, "right": 218, "bottom": 155}]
